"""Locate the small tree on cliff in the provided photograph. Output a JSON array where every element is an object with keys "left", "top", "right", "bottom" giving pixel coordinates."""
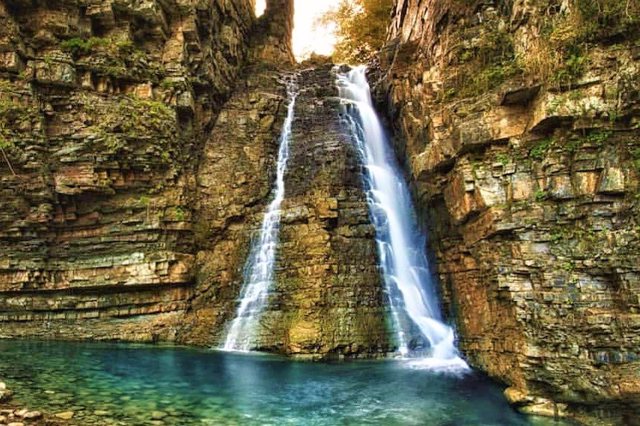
[{"left": 321, "top": 0, "right": 393, "bottom": 64}]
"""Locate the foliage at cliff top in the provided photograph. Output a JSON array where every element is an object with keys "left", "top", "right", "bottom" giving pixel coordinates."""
[
  {"left": 321, "top": 0, "right": 392, "bottom": 64},
  {"left": 520, "top": 0, "right": 639, "bottom": 82}
]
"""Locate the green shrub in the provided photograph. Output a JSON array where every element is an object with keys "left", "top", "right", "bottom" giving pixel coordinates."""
[
  {"left": 60, "top": 37, "right": 110, "bottom": 56},
  {"left": 573, "top": 0, "right": 639, "bottom": 40},
  {"left": 553, "top": 45, "right": 588, "bottom": 85}
]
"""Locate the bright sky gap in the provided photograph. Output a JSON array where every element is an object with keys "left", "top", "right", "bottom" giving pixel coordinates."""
[{"left": 255, "top": 0, "right": 338, "bottom": 60}]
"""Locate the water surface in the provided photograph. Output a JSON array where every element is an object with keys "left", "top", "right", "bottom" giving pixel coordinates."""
[{"left": 0, "top": 340, "right": 561, "bottom": 425}]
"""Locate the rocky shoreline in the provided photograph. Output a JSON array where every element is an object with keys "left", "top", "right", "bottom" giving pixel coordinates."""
[
  {"left": 0, "top": 376, "right": 187, "bottom": 426},
  {"left": 0, "top": 381, "right": 61, "bottom": 426}
]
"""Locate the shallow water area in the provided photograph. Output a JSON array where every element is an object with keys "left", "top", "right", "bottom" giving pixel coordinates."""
[{"left": 0, "top": 340, "right": 566, "bottom": 425}]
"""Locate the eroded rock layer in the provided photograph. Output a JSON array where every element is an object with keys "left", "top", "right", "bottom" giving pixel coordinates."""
[
  {"left": 377, "top": 0, "right": 640, "bottom": 422},
  {"left": 0, "top": 0, "right": 255, "bottom": 339},
  {"left": 262, "top": 64, "right": 390, "bottom": 358},
  {"left": 180, "top": 62, "right": 392, "bottom": 358},
  {"left": 0, "top": 1, "right": 390, "bottom": 359}
]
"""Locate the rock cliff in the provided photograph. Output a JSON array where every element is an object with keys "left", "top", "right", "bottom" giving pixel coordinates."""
[
  {"left": 1, "top": 0, "right": 639, "bottom": 423},
  {"left": 0, "top": 0, "right": 256, "bottom": 340},
  {"left": 377, "top": 0, "right": 639, "bottom": 422},
  {"left": 180, "top": 62, "right": 392, "bottom": 357},
  {"left": 0, "top": 0, "right": 391, "bottom": 359}
]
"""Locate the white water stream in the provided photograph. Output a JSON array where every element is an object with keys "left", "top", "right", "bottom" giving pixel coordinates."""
[
  {"left": 337, "top": 66, "right": 469, "bottom": 371},
  {"left": 222, "top": 77, "right": 298, "bottom": 351}
]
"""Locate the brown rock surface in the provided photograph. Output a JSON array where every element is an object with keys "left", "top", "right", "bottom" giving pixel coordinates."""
[
  {"left": 0, "top": 1, "right": 390, "bottom": 360},
  {"left": 0, "top": 0, "right": 255, "bottom": 340},
  {"left": 377, "top": 0, "right": 640, "bottom": 423},
  {"left": 179, "top": 63, "right": 392, "bottom": 357},
  {"left": 254, "top": 64, "right": 391, "bottom": 357}
]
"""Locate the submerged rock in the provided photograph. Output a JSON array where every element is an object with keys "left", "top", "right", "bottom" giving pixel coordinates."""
[
  {"left": 0, "top": 382, "right": 12, "bottom": 403},
  {"left": 151, "top": 410, "right": 168, "bottom": 420},
  {"left": 21, "top": 411, "right": 42, "bottom": 420},
  {"left": 54, "top": 411, "right": 74, "bottom": 420}
]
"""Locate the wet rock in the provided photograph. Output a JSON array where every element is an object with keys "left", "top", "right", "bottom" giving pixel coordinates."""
[
  {"left": 0, "top": 382, "right": 13, "bottom": 403},
  {"left": 181, "top": 62, "right": 391, "bottom": 356},
  {"left": 21, "top": 411, "right": 42, "bottom": 420},
  {"left": 150, "top": 410, "right": 168, "bottom": 420},
  {"left": 54, "top": 411, "right": 74, "bottom": 420}
]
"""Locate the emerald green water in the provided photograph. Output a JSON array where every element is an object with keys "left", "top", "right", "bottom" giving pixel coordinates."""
[{"left": 0, "top": 340, "right": 562, "bottom": 425}]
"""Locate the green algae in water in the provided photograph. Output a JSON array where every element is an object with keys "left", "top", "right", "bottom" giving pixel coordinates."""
[{"left": 0, "top": 340, "right": 563, "bottom": 425}]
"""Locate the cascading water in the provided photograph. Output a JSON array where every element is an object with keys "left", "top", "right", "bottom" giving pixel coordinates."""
[
  {"left": 222, "top": 77, "right": 298, "bottom": 352},
  {"left": 337, "top": 66, "right": 469, "bottom": 371}
]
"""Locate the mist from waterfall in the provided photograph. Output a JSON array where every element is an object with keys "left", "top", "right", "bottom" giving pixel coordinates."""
[
  {"left": 337, "top": 66, "right": 469, "bottom": 372},
  {"left": 221, "top": 77, "right": 298, "bottom": 352}
]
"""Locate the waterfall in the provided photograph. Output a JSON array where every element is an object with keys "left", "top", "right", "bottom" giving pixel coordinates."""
[
  {"left": 337, "top": 66, "right": 469, "bottom": 371},
  {"left": 221, "top": 77, "right": 298, "bottom": 351}
]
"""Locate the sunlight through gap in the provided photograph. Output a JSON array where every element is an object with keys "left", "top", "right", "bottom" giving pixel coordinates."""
[{"left": 255, "top": 0, "right": 338, "bottom": 61}]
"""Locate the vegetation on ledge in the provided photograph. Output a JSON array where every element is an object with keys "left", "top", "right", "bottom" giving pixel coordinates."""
[{"left": 321, "top": 0, "right": 393, "bottom": 64}]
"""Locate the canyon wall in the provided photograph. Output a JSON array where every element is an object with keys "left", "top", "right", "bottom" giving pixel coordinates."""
[
  {"left": 0, "top": 0, "right": 391, "bottom": 358},
  {"left": 0, "top": 0, "right": 256, "bottom": 340},
  {"left": 377, "top": 0, "right": 639, "bottom": 422},
  {"left": 181, "top": 62, "right": 392, "bottom": 357}
]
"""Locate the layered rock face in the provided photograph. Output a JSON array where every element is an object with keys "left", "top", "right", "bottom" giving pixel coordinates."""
[
  {"left": 0, "top": 1, "right": 390, "bottom": 359},
  {"left": 0, "top": 0, "right": 255, "bottom": 339},
  {"left": 249, "top": 0, "right": 295, "bottom": 65},
  {"left": 180, "top": 61, "right": 392, "bottom": 357},
  {"left": 378, "top": 0, "right": 639, "bottom": 422},
  {"left": 259, "top": 64, "right": 390, "bottom": 357}
]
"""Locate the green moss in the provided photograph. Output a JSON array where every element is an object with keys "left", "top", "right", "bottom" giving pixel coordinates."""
[
  {"left": 573, "top": 0, "right": 639, "bottom": 41},
  {"left": 632, "top": 148, "right": 640, "bottom": 171},
  {"left": 550, "top": 230, "right": 564, "bottom": 242},
  {"left": 61, "top": 37, "right": 164, "bottom": 81},
  {"left": 519, "top": 0, "right": 638, "bottom": 84},
  {"left": 530, "top": 138, "right": 553, "bottom": 160},
  {"left": 535, "top": 189, "right": 548, "bottom": 202},
  {"left": 458, "top": 62, "right": 522, "bottom": 98},
  {"left": 584, "top": 130, "right": 612, "bottom": 147},
  {"left": 81, "top": 93, "right": 176, "bottom": 156},
  {"left": 0, "top": 135, "right": 10, "bottom": 150},
  {"left": 553, "top": 45, "right": 588, "bottom": 85},
  {"left": 565, "top": 138, "right": 581, "bottom": 153},
  {"left": 445, "top": 23, "right": 522, "bottom": 100},
  {"left": 0, "top": 85, "right": 39, "bottom": 159},
  {"left": 564, "top": 131, "right": 611, "bottom": 153},
  {"left": 495, "top": 153, "right": 510, "bottom": 166},
  {"left": 115, "top": 40, "right": 135, "bottom": 54},
  {"left": 61, "top": 37, "right": 110, "bottom": 56},
  {"left": 561, "top": 261, "right": 575, "bottom": 272},
  {"left": 138, "top": 195, "right": 151, "bottom": 207},
  {"left": 173, "top": 207, "right": 186, "bottom": 221}
]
